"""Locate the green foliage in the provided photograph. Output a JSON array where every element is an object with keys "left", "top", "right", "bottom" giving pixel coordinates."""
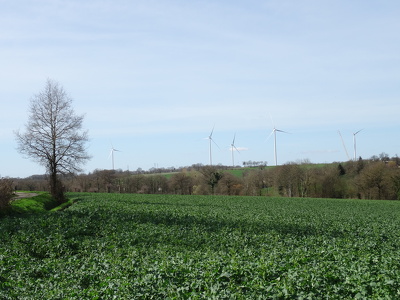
[
  {"left": 226, "top": 166, "right": 275, "bottom": 178},
  {"left": 225, "top": 168, "right": 248, "bottom": 177},
  {"left": 50, "top": 197, "right": 79, "bottom": 212},
  {"left": 10, "top": 193, "right": 57, "bottom": 214},
  {"left": 1, "top": 193, "right": 400, "bottom": 298},
  {"left": 17, "top": 158, "right": 400, "bottom": 199}
]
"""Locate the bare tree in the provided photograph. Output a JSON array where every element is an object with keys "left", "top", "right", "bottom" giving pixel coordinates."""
[
  {"left": 357, "top": 161, "right": 388, "bottom": 199},
  {"left": 217, "top": 173, "right": 243, "bottom": 195},
  {"left": 243, "top": 169, "right": 267, "bottom": 196},
  {"left": 274, "top": 163, "right": 302, "bottom": 197},
  {"left": 15, "top": 79, "right": 90, "bottom": 203},
  {"left": 169, "top": 172, "right": 193, "bottom": 195}
]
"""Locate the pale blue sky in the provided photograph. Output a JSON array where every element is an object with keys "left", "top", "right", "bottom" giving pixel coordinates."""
[{"left": 1, "top": 0, "right": 399, "bottom": 177}]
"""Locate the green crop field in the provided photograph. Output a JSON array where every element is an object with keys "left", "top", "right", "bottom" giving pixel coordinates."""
[{"left": 1, "top": 193, "right": 400, "bottom": 299}]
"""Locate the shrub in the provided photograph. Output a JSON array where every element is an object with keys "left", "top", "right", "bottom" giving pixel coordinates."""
[{"left": 0, "top": 177, "right": 14, "bottom": 211}]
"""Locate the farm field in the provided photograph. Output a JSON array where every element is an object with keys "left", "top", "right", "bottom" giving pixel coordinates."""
[{"left": 1, "top": 194, "right": 400, "bottom": 299}]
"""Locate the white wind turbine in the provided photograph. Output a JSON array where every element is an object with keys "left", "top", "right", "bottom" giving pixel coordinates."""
[
  {"left": 206, "top": 126, "right": 219, "bottom": 165},
  {"left": 267, "top": 120, "right": 289, "bottom": 166},
  {"left": 109, "top": 144, "right": 121, "bottom": 170},
  {"left": 353, "top": 129, "right": 363, "bottom": 160},
  {"left": 230, "top": 133, "right": 240, "bottom": 167}
]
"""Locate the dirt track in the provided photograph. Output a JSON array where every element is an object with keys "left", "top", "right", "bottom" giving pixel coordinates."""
[{"left": 12, "top": 192, "right": 39, "bottom": 200}]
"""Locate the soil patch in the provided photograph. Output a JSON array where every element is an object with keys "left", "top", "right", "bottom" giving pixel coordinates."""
[{"left": 13, "top": 192, "right": 39, "bottom": 200}]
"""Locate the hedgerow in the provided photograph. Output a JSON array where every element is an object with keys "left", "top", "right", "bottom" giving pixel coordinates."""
[{"left": 0, "top": 177, "right": 13, "bottom": 213}]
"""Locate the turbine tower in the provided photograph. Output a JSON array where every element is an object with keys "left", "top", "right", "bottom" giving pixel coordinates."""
[
  {"left": 230, "top": 133, "right": 240, "bottom": 167},
  {"left": 109, "top": 145, "right": 121, "bottom": 170},
  {"left": 353, "top": 129, "right": 363, "bottom": 160}
]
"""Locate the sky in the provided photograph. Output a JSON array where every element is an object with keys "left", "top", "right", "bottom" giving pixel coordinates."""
[{"left": 1, "top": 0, "right": 399, "bottom": 178}]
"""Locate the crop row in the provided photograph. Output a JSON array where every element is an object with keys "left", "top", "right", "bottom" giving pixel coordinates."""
[{"left": 1, "top": 193, "right": 400, "bottom": 298}]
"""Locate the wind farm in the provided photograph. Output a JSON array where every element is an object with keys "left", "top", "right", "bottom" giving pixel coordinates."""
[
  {"left": 2, "top": 0, "right": 398, "bottom": 179},
  {"left": 195, "top": 124, "right": 369, "bottom": 170},
  {"left": 3, "top": 2, "right": 400, "bottom": 298},
  {"left": 97, "top": 125, "right": 369, "bottom": 173}
]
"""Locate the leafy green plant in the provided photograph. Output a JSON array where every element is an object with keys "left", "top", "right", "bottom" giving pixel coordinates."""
[{"left": 1, "top": 193, "right": 400, "bottom": 298}]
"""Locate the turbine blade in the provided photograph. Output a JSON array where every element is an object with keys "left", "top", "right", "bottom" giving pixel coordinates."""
[
  {"left": 275, "top": 129, "right": 290, "bottom": 134},
  {"left": 338, "top": 130, "right": 350, "bottom": 160},
  {"left": 211, "top": 138, "right": 220, "bottom": 149},
  {"left": 266, "top": 129, "right": 274, "bottom": 141},
  {"left": 354, "top": 128, "right": 363, "bottom": 135},
  {"left": 209, "top": 125, "right": 215, "bottom": 138},
  {"left": 269, "top": 113, "right": 275, "bottom": 127}
]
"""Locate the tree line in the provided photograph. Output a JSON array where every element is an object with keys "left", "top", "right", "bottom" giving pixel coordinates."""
[
  {"left": 10, "top": 154, "right": 400, "bottom": 200},
  {"left": 8, "top": 79, "right": 400, "bottom": 203}
]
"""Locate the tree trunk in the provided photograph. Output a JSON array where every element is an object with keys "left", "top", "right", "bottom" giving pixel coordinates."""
[{"left": 49, "top": 172, "right": 65, "bottom": 204}]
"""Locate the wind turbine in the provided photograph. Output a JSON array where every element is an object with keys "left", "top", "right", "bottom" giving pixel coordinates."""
[
  {"left": 230, "top": 133, "right": 240, "bottom": 167},
  {"left": 267, "top": 120, "right": 289, "bottom": 166},
  {"left": 267, "top": 115, "right": 289, "bottom": 166},
  {"left": 353, "top": 129, "right": 363, "bottom": 160},
  {"left": 109, "top": 144, "right": 121, "bottom": 170},
  {"left": 207, "top": 125, "right": 219, "bottom": 165}
]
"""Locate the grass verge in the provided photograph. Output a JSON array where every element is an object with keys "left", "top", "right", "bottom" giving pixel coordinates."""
[
  {"left": 11, "top": 192, "right": 55, "bottom": 214},
  {"left": 9, "top": 192, "right": 78, "bottom": 214},
  {"left": 50, "top": 197, "right": 80, "bottom": 212}
]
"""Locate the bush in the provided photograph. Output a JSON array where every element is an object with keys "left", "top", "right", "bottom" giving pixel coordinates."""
[{"left": 0, "top": 177, "right": 14, "bottom": 211}]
